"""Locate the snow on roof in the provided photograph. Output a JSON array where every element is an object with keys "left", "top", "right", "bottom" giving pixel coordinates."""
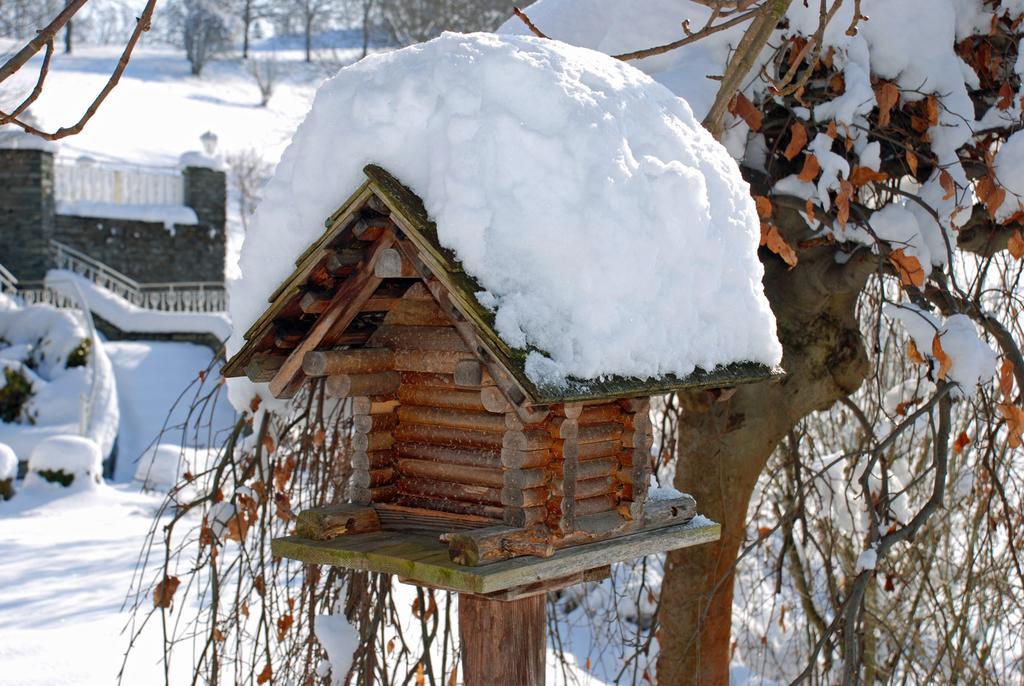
[{"left": 229, "top": 32, "right": 781, "bottom": 389}]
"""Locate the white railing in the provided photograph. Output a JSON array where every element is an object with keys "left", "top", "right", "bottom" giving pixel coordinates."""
[
  {"left": 16, "top": 287, "right": 81, "bottom": 309},
  {"left": 50, "top": 240, "right": 227, "bottom": 313},
  {"left": 54, "top": 159, "right": 185, "bottom": 206},
  {"left": 0, "top": 263, "right": 18, "bottom": 294}
]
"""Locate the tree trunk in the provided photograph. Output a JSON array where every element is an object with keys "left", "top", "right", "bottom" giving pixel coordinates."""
[
  {"left": 362, "top": 1, "right": 372, "bottom": 58},
  {"left": 242, "top": 3, "right": 251, "bottom": 59},
  {"left": 305, "top": 17, "right": 313, "bottom": 63},
  {"left": 656, "top": 202, "right": 875, "bottom": 685}
]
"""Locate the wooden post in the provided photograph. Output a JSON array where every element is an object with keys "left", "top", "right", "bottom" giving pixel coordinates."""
[{"left": 459, "top": 593, "right": 546, "bottom": 686}]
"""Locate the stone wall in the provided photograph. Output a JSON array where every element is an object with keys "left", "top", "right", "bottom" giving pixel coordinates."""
[
  {"left": 0, "top": 149, "right": 55, "bottom": 282},
  {"left": 0, "top": 148, "right": 226, "bottom": 284},
  {"left": 53, "top": 216, "right": 225, "bottom": 283}
]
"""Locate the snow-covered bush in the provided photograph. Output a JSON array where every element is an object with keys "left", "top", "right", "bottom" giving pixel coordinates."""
[
  {"left": 24, "top": 435, "right": 103, "bottom": 489},
  {"left": 0, "top": 305, "right": 91, "bottom": 428},
  {"left": 0, "top": 442, "right": 16, "bottom": 500},
  {"left": 0, "top": 363, "right": 35, "bottom": 423},
  {"left": 0, "top": 303, "right": 91, "bottom": 378},
  {"left": 0, "top": 301, "right": 118, "bottom": 461}
]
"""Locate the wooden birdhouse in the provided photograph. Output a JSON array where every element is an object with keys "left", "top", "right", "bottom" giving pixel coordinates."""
[{"left": 223, "top": 165, "right": 779, "bottom": 683}]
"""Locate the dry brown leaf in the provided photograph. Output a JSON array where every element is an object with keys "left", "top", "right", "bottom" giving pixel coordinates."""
[
  {"left": 728, "top": 92, "right": 762, "bottom": 131},
  {"left": 932, "top": 334, "right": 953, "bottom": 380},
  {"left": 415, "top": 663, "right": 426, "bottom": 686},
  {"left": 805, "top": 198, "right": 816, "bottom": 223},
  {"left": 998, "top": 81, "right": 1014, "bottom": 110},
  {"left": 213, "top": 627, "right": 226, "bottom": 642},
  {"left": 925, "top": 95, "right": 940, "bottom": 127},
  {"left": 277, "top": 614, "right": 293, "bottom": 642},
  {"left": 850, "top": 166, "right": 888, "bottom": 188},
  {"left": 447, "top": 669, "right": 458, "bottom": 686},
  {"left": 387, "top": 637, "right": 396, "bottom": 655},
  {"left": 753, "top": 195, "right": 773, "bottom": 219},
  {"left": 895, "top": 399, "right": 919, "bottom": 416},
  {"left": 909, "top": 337, "right": 925, "bottom": 364},
  {"left": 1008, "top": 229, "right": 1024, "bottom": 259},
  {"left": 954, "top": 431, "right": 971, "bottom": 454},
  {"left": 788, "top": 36, "right": 808, "bottom": 67},
  {"left": 312, "top": 428, "right": 325, "bottom": 446},
  {"left": 836, "top": 180, "right": 854, "bottom": 228},
  {"left": 906, "top": 150, "right": 919, "bottom": 177},
  {"left": 998, "top": 403, "right": 1024, "bottom": 448},
  {"left": 275, "top": 493, "right": 294, "bottom": 522},
  {"left": 257, "top": 663, "right": 272, "bottom": 685},
  {"left": 939, "top": 169, "right": 956, "bottom": 201},
  {"left": 224, "top": 511, "right": 250, "bottom": 542},
  {"left": 876, "top": 81, "right": 899, "bottom": 128},
  {"left": 262, "top": 433, "right": 275, "bottom": 455},
  {"left": 760, "top": 224, "right": 799, "bottom": 268},
  {"left": 976, "top": 175, "right": 1007, "bottom": 215},
  {"left": 254, "top": 574, "right": 266, "bottom": 597},
  {"left": 798, "top": 153, "right": 821, "bottom": 182},
  {"left": 153, "top": 575, "right": 181, "bottom": 609},
  {"left": 889, "top": 249, "right": 925, "bottom": 289},
  {"left": 274, "top": 456, "right": 295, "bottom": 492},
  {"left": 784, "top": 121, "right": 809, "bottom": 161},
  {"left": 826, "top": 121, "right": 838, "bottom": 139},
  {"left": 830, "top": 73, "right": 845, "bottom": 93},
  {"left": 1000, "top": 358, "right": 1015, "bottom": 400}
]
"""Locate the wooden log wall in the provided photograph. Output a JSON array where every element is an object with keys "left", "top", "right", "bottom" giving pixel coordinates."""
[
  {"left": 374, "top": 285, "right": 508, "bottom": 524},
  {"left": 348, "top": 394, "right": 399, "bottom": 505},
  {"left": 616, "top": 398, "right": 653, "bottom": 523},
  {"left": 308, "top": 277, "right": 658, "bottom": 542}
]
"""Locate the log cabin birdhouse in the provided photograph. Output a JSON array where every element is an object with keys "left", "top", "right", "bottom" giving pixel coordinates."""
[
  {"left": 223, "top": 165, "right": 779, "bottom": 571},
  {"left": 221, "top": 34, "right": 784, "bottom": 684}
]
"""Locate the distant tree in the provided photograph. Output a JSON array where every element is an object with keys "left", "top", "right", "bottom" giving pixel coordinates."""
[
  {"left": 181, "top": 0, "right": 236, "bottom": 76},
  {"left": 247, "top": 55, "right": 278, "bottom": 106},
  {"left": 290, "top": 0, "right": 342, "bottom": 63},
  {"left": 378, "top": 0, "right": 514, "bottom": 45},
  {"left": 231, "top": 0, "right": 271, "bottom": 59},
  {"left": 356, "top": 0, "right": 377, "bottom": 58},
  {"left": 63, "top": 0, "right": 73, "bottom": 53},
  {"left": 226, "top": 148, "right": 272, "bottom": 229},
  {"left": 0, "top": 0, "right": 63, "bottom": 39}
]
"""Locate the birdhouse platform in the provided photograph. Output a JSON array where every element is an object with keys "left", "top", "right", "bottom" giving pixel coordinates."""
[{"left": 273, "top": 516, "right": 718, "bottom": 599}]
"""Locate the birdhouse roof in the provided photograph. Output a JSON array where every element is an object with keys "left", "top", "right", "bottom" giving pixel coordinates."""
[{"left": 222, "top": 165, "right": 781, "bottom": 404}]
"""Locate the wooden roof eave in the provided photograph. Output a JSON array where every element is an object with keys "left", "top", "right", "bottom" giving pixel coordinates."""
[{"left": 221, "top": 182, "right": 375, "bottom": 378}]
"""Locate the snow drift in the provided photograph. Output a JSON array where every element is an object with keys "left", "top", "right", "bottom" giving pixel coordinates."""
[{"left": 229, "top": 31, "right": 781, "bottom": 398}]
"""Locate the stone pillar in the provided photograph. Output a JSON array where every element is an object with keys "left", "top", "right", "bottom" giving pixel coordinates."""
[
  {"left": 0, "top": 147, "right": 56, "bottom": 282},
  {"left": 182, "top": 165, "right": 227, "bottom": 280}
]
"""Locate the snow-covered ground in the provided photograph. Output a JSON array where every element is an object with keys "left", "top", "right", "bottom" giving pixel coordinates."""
[
  {"left": 0, "top": 335, "right": 236, "bottom": 684},
  {"left": 0, "top": 484, "right": 199, "bottom": 685}
]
